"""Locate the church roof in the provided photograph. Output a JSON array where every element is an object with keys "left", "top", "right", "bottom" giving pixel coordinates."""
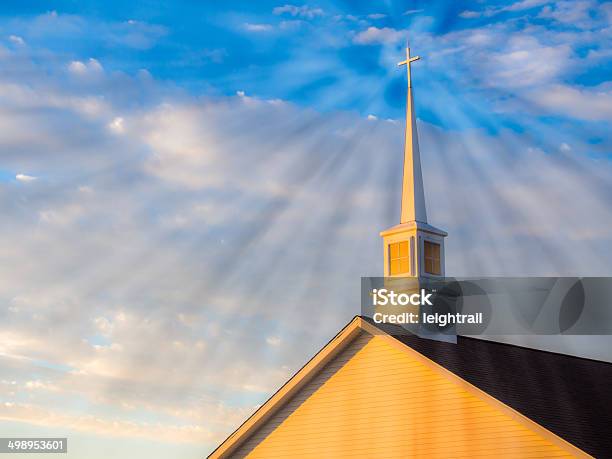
[
  {"left": 210, "top": 316, "right": 610, "bottom": 458},
  {"left": 368, "top": 317, "right": 612, "bottom": 459}
]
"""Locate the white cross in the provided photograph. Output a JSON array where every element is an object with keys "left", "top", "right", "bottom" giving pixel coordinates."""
[{"left": 397, "top": 47, "right": 420, "bottom": 88}]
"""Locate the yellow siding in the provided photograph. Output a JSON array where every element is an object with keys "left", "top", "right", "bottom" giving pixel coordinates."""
[{"left": 232, "top": 332, "right": 578, "bottom": 458}]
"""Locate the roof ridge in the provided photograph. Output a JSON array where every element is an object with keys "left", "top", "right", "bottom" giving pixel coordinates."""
[{"left": 359, "top": 315, "right": 612, "bottom": 366}]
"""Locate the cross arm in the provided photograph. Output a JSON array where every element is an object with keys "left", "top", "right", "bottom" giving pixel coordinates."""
[{"left": 398, "top": 56, "right": 421, "bottom": 66}]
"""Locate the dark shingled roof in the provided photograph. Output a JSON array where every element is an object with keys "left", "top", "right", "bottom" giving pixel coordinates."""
[{"left": 366, "top": 319, "right": 612, "bottom": 458}]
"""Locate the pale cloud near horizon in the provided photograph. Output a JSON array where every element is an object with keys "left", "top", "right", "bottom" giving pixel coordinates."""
[
  {"left": 1, "top": 401, "right": 221, "bottom": 444},
  {"left": 0, "top": 8, "right": 611, "bottom": 457}
]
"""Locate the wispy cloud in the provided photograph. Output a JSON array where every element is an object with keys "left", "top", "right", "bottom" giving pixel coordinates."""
[
  {"left": 266, "top": 336, "right": 281, "bottom": 346},
  {"left": 15, "top": 174, "right": 37, "bottom": 182},
  {"left": 273, "top": 4, "right": 324, "bottom": 19},
  {"left": 243, "top": 22, "right": 273, "bottom": 32},
  {"left": 0, "top": 402, "right": 224, "bottom": 444},
  {"left": 8, "top": 34, "right": 25, "bottom": 45},
  {"left": 530, "top": 83, "right": 612, "bottom": 121},
  {"left": 459, "top": 10, "right": 482, "bottom": 19},
  {"left": 538, "top": 0, "right": 600, "bottom": 28},
  {"left": 486, "top": 38, "right": 573, "bottom": 87},
  {"left": 459, "top": 0, "right": 549, "bottom": 18},
  {"left": 7, "top": 11, "right": 167, "bottom": 50},
  {"left": 68, "top": 58, "right": 103, "bottom": 76},
  {"left": 108, "top": 116, "right": 125, "bottom": 134},
  {"left": 353, "top": 26, "right": 404, "bottom": 44}
]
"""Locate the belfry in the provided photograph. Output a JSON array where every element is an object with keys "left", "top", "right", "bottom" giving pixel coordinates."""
[{"left": 380, "top": 48, "right": 447, "bottom": 279}]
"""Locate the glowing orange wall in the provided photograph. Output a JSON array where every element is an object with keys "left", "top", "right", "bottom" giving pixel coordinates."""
[{"left": 231, "top": 331, "right": 584, "bottom": 458}]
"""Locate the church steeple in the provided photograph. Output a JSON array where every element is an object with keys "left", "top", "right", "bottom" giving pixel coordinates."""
[
  {"left": 398, "top": 47, "right": 427, "bottom": 224},
  {"left": 380, "top": 48, "right": 447, "bottom": 279}
]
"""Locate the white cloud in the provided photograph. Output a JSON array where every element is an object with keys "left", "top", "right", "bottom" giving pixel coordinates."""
[
  {"left": 15, "top": 173, "right": 37, "bottom": 182},
  {"left": 538, "top": 1, "right": 597, "bottom": 28},
  {"left": 503, "top": 0, "right": 549, "bottom": 12},
  {"left": 530, "top": 83, "right": 612, "bottom": 121},
  {"left": 367, "top": 114, "right": 378, "bottom": 120},
  {"left": 10, "top": 12, "right": 166, "bottom": 50},
  {"left": 586, "top": 48, "right": 612, "bottom": 60},
  {"left": 0, "top": 402, "right": 221, "bottom": 444},
  {"left": 266, "top": 336, "right": 281, "bottom": 346},
  {"left": 279, "top": 19, "right": 304, "bottom": 30},
  {"left": 353, "top": 26, "right": 404, "bottom": 45},
  {"left": 119, "top": 19, "right": 167, "bottom": 49},
  {"left": 273, "top": 4, "right": 324, "bottom": 19},
  {"left": 108, "top": 116, "right": 125, "bottom": 134},
  {"left": 367, "top": 13, "right": 386, "bottom": 20},
  {"left": 24, "top": 380, "right": 59, "bottom": 392},
  {"left": 8, "top": 35, "right": 25, "bottom": 46},
  {"left": 484, "top": 37, "right": 572, "bottom": 87},
  {"left": 459, "top": 10, "right": 482, "bottom": 18},
  {"left": 462, "top": 0, "right": 549, "bottom": 18},
  {"left": 243, "top": 23, "right": 273, "bottom": 32},
  {"left": 38, "top": 204, "right": 83, "bottom": 226},
  {"left": 68, "top": 58, "right": 103, "bottom": 76}
]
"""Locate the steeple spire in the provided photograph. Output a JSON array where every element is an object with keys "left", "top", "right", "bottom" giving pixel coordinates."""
[
  {"left": 380, "top": 47, "right": 447, "bottom": 279},
  {"left": 397, "top": 48, "right": 427, "bottom": 224}
]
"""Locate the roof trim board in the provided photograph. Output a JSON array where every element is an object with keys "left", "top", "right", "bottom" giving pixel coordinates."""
[{"left": 208, "top": 317, "right": 363, "bottom": 459}]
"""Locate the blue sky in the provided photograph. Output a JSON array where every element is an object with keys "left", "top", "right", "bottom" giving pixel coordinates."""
[
  {"left": 1, "top": 0, "right": 611, "bottom": 139},
  {"left": 0, "top": 1, "right": 611, "bottom": 458}
]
